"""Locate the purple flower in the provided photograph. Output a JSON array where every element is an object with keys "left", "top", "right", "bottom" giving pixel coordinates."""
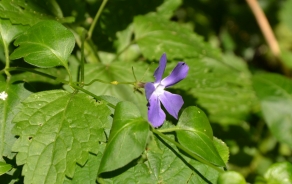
[{"left": 145, "top": 53, "right": 189, "bottom": 127}]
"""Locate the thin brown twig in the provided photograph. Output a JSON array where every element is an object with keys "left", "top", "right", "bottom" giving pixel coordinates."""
[{"left": 246, "top": 0, "right": 280, "bottom": 57}]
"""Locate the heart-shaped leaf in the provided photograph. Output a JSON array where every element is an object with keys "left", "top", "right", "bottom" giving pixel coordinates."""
[
  {"left": 176, "top": 106, "right": 225, "bottom": 166},
  {"left": 98, "top": 101, "right": 149, "bottom": 174},
  {"left": 10, "top": 20, "right": 75, "bottom": 68}
]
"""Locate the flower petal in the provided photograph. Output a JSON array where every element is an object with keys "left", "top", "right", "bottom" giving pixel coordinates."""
[
  {"left": 161, "top": 62, "right": 189, "bottom": 87},
  {"left": 148, "top": 94, "right": 166, "bottom": 127},
  {"left": 154, "top": 53, "right": 167, "bottom": 83},
  {"left": 159, "top": 91, "right": 183, "bottom": 119},
  {"left": 145, "top": 82, "right": 155, "bottom": 101}
]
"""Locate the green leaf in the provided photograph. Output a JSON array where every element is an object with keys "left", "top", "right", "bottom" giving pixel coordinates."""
[
  {"left": 0, "top": 162, "right": 12, "bottom": 175},
  {"left": 82, "top": 61, "right": 151, "bottom": 118},
  {"left": 0, "top": 0, "right": 74, "bottom": 26},
  {"left": 98, "top": 101, "right": 149, "bottom": 174},
  {"left": 0, "top": 19, "right": 28, "bottom": 46},
  {"left": 253, "top": 73, "right": 292, "bottom": 148},
  {"left": 213, "top": 137, "right": 229, "bottom": 165},
  {"left": 11, "top": 90, "right": 110, "bottom": 183},
  {"left": 0, "top": 82, "right": 32, "bottom": 159},
  {"left": 217, "top": 171, "right": 246, "bottom": 184},
  {"left": 156, "top": 0, "right": 183, "bottom": 19},
  {"left": 279, "top": 0, "right": 292, "bottom": 32},
  {"left": 133, "top": 13, "right": 221, "bottom": 60},
  {"left": 10, "top": 20, "right": 75, "bottom": 68},
  {"left": 264, "top": 162, "right": 292, "bottom": 184},
  {"left": 176, "top": 106, "right": 225, "bottom": 166}
]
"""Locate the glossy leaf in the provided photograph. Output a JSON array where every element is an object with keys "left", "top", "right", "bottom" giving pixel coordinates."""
[
  {"left": 11, "top": 90, "right": 110, "bottom": 183},
  {"left": 214, "top": 137, "right": 229, "bottom": 164},
  {"left": 0, "top": 82, "right": 31, "bottom": 159},
  {"left": 10, "top": 20, "right": 75, "bottom": 68},
  {"left": 0, "top": 162, "right": 12, "bottom": 175},
  {"left": 253, "top": 73, "right": 292, "bottom": 148},
  {"left": 217, "top": 171, "right": 246, "bottom": 184},
  {"left": 98, "top": 101, "right": 149, "bottom": 174},
  {"left": 264, "top": 162, "right": 292, "bottom": 184},
  {"left": 0, "top": 19, "right": 28, "bottom": 46},
  {"left": 133, "top": 13, "right": 221, "bottom": 60},
  {"left": 176, "top": 106, "right": 225, "bottom": 166}
]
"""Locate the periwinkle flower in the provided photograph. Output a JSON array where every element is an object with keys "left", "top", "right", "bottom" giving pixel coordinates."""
[{"left": 145, "top": 53, "right": 189, "bottom": 127}]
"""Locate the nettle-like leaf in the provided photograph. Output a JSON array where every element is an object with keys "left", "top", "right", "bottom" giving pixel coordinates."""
[
  {"left": 176, "top": 106, "right": 225, "bottom": 167},
  {"left": 0, "top": 19, "right": 28, "bottom": 47},
  {"left": 133, "top": 13, "right": 221, "bottom": 61},
  {"left": 0, "top": 0, "right": 74, "bottom": 26},
  {"left": 11, "top": 90, "right": 111, "bottom": 184},
  {"left": 103, "top": 135, "right": 221, "bottom": 183},
  {"left": 0, "top": 82, "right": 31, "bottom": 159},
  {"left": 264, "top": 162, "right": 292, "bottom": 184},
  {"left": 98, "top": 102, "right": 149, "bottom": 174},
  {"left": 10, "top": 20, "right": 75, "bottom": 68},
  {"left": 253, "top": 73, "right": 292, "bottom": 148},
  {"left": 81, "top": 61, "right": 152, "bottom": 118}
]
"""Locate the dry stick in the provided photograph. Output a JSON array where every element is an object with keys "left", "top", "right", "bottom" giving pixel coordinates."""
[{"left": 246, "top": 0, "right": 280, "bottom": 57}]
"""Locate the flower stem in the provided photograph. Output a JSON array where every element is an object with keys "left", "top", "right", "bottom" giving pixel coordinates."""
[
  {"left": 152, "top": 128, "right": 224, "bottom": 173},
  {"left": 3, "top": 41, "right": 11, "bottom": 80},
  {"left": 87, "top": 0, "right": 108, "bottom": 39},
  {"left": 158, "top": 127, "right": 181, "bottom": 133},
  {"left": 81, "top": 79, "right": 135, "bottom": 86}
]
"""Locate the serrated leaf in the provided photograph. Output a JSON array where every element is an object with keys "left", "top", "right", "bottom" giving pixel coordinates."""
[
  {"left": 0, "top": 82, "right": 31, "bottom": 159},
  {"left": 0, "top": 162, "right": 12, "bottom": 175},
  {"left": 176, "top": 106, "right": 225, "bottom": 167},
  {"left": 11, "top": 90, "right": 110, "bottom": 184},
  {"left": 133, "top": 13, "right": 221, "bottom": 60},
  {"left": 10, "top": 20, "right": 75, "bottom": 68},
  {"left": 82, "top": 61, "right": 151, "bottom": 118},
  {"left": 0, "top": 19, "right": 28, "bottom": 46},
  {"left": 217, "top": 171, "right": 246, "bottom": 184},
  {"left": 253, "top": 73, "right": 292, "bottom": 148},
  {"left": 98, "top": 101, "right": 149, "bottom": 174},
  {"left": 0, "top": 0, "right": 74, "bottom": 26},
  {"left": 213, "top": 137, "right": 229, "bottom": 165},
  {"left": 264, "top": 162, "right": 292, "bottom": 184}
]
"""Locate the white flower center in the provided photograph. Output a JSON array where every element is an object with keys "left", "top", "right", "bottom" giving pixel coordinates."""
[{"left": 153, "top": 83, "right": 165, "bottom": 96}]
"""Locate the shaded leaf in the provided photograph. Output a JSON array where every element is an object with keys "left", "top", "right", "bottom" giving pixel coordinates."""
[
  {"left": 253, "top": 73, "right": 292, "bottom": 148},
  {"left": 10, "top": 20, "right": 75, "bottom": 68},
  {"left": 98, "top": 102, "right": 149, "bottom": 174},
  {"left": 176, "top": 106, "right": 225, "bottom": 166},
  {"left": 0, "top": 82, "right": 31, "bottom": 159},
  {"left": 133, "top": 13, "right": 221, "bottom": 60},
  {"left": 11, "top": 90, "right": 110, "bottom": 183}
]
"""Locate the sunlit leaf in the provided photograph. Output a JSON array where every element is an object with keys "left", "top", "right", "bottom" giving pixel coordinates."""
[
  {"left": 0, "top": 162, "right": 12, "bottom": 175},
  {"left": 98, "top": 102, "right": 149, "bottom": 174},
  {"left": 10, "top": 20, "right": 75, "bottom": 68},
  {"left": 0, "top": 82, "right": 31, "bottom": 159},
  {"left": 11, "top": 90, "right": 110, "bottom": 183},
  {"left": 176, "top": 106, "right": 225, "bottom": 167},
  {"left": 264, "top": 162, "right": 292, "bottom": 184},
  {"left": 0, "top": 19, "right": 28, "bottom": 47},
  {"left": 217, "top": 171, "right": 246, "bottom": 184}
]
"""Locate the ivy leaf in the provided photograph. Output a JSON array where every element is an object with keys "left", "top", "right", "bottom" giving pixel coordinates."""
[
  {"left": 264, "top": 162, "right": 292, "bottom": 184},
  {"left": 98, "top": 102, "right": 149, "bottom": 174},
  {"left": 0, "top": 19, "right": 28, "bottom": 47},
  {"left": 0, "top": 82, "right": 31, "bottom": 159},
  {"left": 253, "top": 73, "right": 292, "bottom": 148},
  {"left": 10, "top": 20, "right": 75, "bottom": 68},
  {"left": 11, "top": 90, "right": 110, "bottom": 183},
  {"left": 133, "top": 13, "right": 221, "bottom": 60},
  {"left": 0, "top": 0, "right": 74, "bottom": 26},
  {"left": 176, "top": 106, "right": 225, "bottom": 167}
]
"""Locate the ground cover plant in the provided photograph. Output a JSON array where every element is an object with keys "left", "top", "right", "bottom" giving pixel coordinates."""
[{"left": 1, "top": 0, "right": 292, "bottom": 183}]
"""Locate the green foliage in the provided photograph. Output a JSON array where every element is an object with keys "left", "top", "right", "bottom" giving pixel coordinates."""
[
  {"left": 253, "top": 73, "right": 292, "bottom": 148},
  {"left": 0, "top": 0, "right": 292, "bottom": 183}
]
